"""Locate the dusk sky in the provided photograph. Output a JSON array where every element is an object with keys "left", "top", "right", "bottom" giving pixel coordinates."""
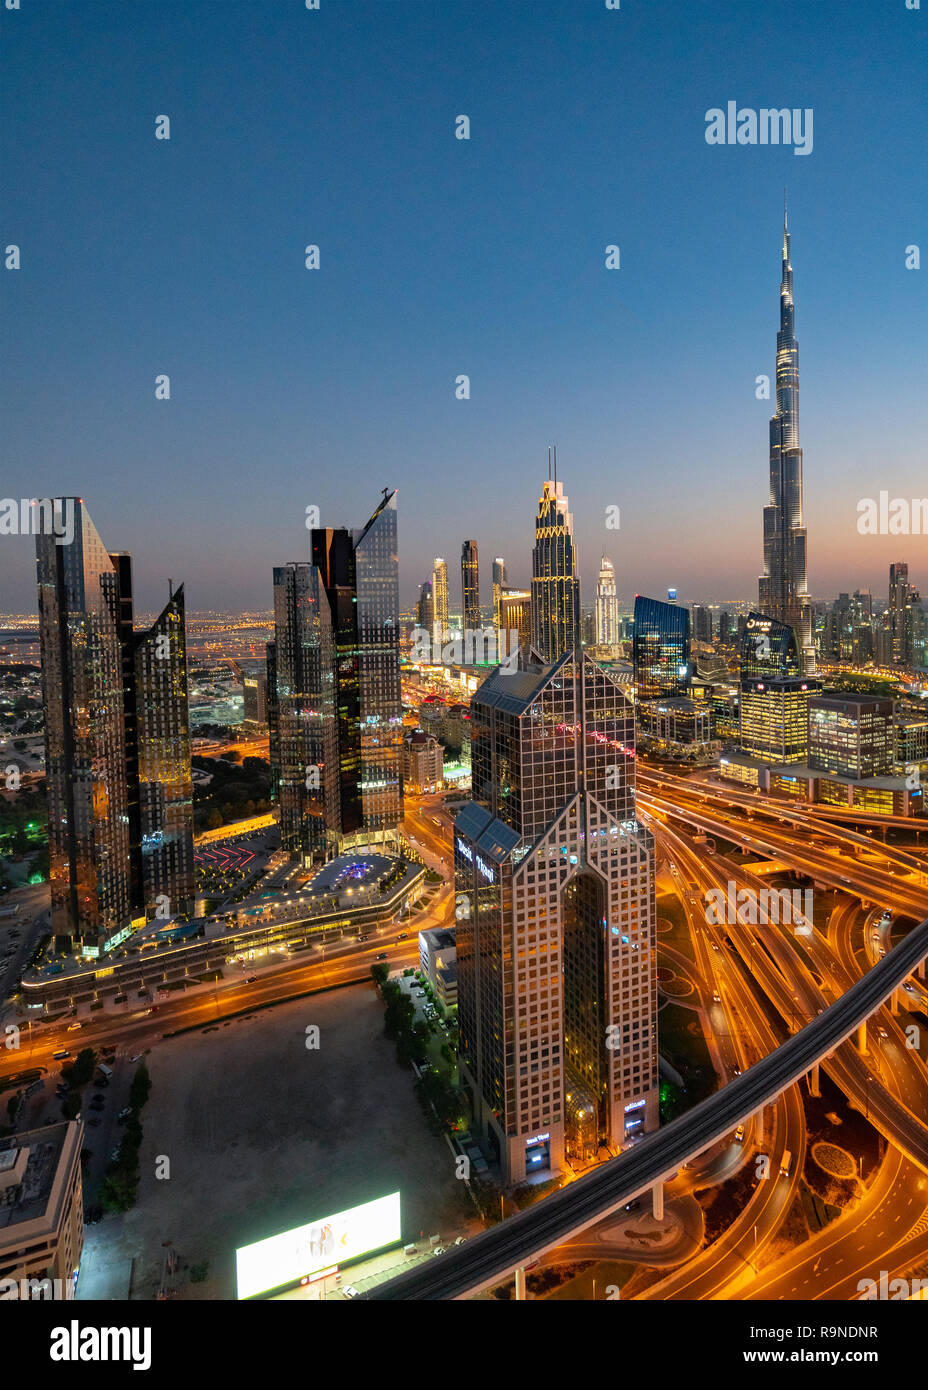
[{"left": 2, "top": 0, "right": 925, "bottom": 616}]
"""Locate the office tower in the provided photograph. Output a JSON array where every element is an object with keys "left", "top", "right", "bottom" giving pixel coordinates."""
[
  {"left": 717, "top": 611, "right": 734, "bottom": 644},
  {"left": 417, "top": 578, "right": 433, "bottom": 635},
  {"left": 311, "top": 489, "right": 404, "bottom": 852},
  {"left": 402, "top": 729, "right": 444, "bottom": 794},
  {"left": 632, "top": 595, "right": 691, "bottom": 702},
  {"left": 692, "top": 605, "right": 712, "bottom": 644},
  {"left": 36, "top": 499, "right": 194, "bottom": 956},
  {"left": 739, "top": 677, "right": 818, "bottom": 763},
  {"left": 824, "top": 594, "right": 854, "bottom": 663},
  {"left": 133, "top": 585, "right": 195, "bottom": 924},
  {"left": 889, "top": 563, "right": 909, "bottom": 664},
  {"left": 461, "top": 540, "right": 480, "bottom": 633},
  {"left": 852, "top": 590, "right": 874, "bottom": 666},
  {"left": 432, "top": 557, "right": 449, "bottom": 645},
  {"left": 456, "top": 650, "right": 657, "bottom": 1184},
  {"left": 808, "top": 695, "right": 895, "bottom": 780},
  {"left": 233, "top": 657, "right": 267, "bottom": 725},
  {"left": 269, "top": 562, "right": 336, "bottom": 865},
  {"left": 594, "top": 556, "right": 619, "bottom": 647},
  {"left": 499, "top": 587, "right": 532, "bottom": 652},
  {"left": 740, "top": 612, "right": 801, "bottom": 682},
  {"left": 530, "top": 450, "right": 581, "bottom": 662},
  {"left": 737, "top": 611, "right": 816, "bottom": 761},
  {"left": 758, "top": 208, "right": 814, "bottom": 672},
  {"left": 265, "top": 639, "right": 279, "bottom": 805},
  {"left": 492, "top": 557, "right": 506, "bottom": 634}
]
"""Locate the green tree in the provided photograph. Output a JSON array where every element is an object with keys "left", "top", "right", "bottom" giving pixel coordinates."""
[
  {"left": 129, "top": 1061, "right": 152, "bottom": 1111},
  {"left": 370, "top": 962, "right": 389, "bottom": 987}
]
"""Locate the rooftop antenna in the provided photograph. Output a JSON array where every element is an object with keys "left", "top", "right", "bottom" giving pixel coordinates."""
[
  {"left": 547, "top": 445, "right": 551, "bottom": 482},
  {"left": 168, "top": 577, "right": 173, "bottom": 599},
  {"left": 553, "top": 443, "right": 557, "bottom": 489}
]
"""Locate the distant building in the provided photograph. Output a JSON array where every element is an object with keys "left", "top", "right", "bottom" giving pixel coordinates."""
[
  {"left": 461, "top": 540, "right": 480, "bottom": 633},
  {"left": 0, "top": 1122, "right": 83, "bottom": 1300},
  {"left": 530, "top": 452, "right": 581, "bottom": 663},
  {"left": 403, "top": 730, "right": 443, "bottom": 793},
  {"left": 417, "top": 578, "right": 433, "bottom": 635},
  {"left": 432, "top": 558, "right": 449, "bottom": 645},
  {"left": 492, "top": 558, "right": 506, "bottom": 634},
  {"left": 233, "top": 658, "right": 267, "bottom": 725},
  {"left": 595, "top": 557, "right": 619, "bottom": 648},
  {"left": 499, "top": 588, "right": 531, "bottom": 652},
  {"left": 692, "top": 605, "right": 712, "bottom": 644}
]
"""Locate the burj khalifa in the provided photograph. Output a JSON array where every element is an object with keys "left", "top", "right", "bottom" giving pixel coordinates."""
[{"left": 758, "top": 208, "right": 815, "bottom": 672}]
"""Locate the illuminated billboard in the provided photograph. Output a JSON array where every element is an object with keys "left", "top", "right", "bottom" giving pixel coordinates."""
[{"left": 235, "top": 1192, "right": 401, "bottom": 1299}]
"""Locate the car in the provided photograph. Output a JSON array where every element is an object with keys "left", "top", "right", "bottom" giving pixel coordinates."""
[
  {"left": 733, "top": 1066, "right": 742, "bottom": 1076},
  {"left": 245, "top": 975, "right": 258, "bottom": 983},
  {"left": 876, "top": 1027, "right": 888, "bottom": 1039},
  {"left": 904, "top": 983, "right": 917, "bottom": 994},
  {"left": 109, "top": 1147, "right": 121, "bottom": 1162},
  {"left": 87, "top": 1117, "right": 101, "bottom": 1127},
  {"left": 453, "top": 1236, "right": 466, "bottom": 1246},
  {"left": 129, "top": 1054, "right": 143, "bottom": 1063},
  {"left": 734, "top": 1125, "right": 745, "bottom": 1143},
  {"left": 712, "top": 992, "right": 720, "bottom": 1003},
  {"left": 67, "top": 1022, "right": 82, "bottom": 1032},
  {"left": 343, "top": 1286, "right": 361, "bottom": 1299},
  {"left": 89, "top": 1100, "right": 105, "bottom": 1111},
  {"left": 375, "top": 952, "right": 388, "bottom": 961},
  {"left": 118, "top": 1107, "right": 132, "bottom": 1121},
  {"left": 92, "top": 1093, "right": 105, "bottom": 1102},
  {"left": 95, "top": 1077, "right": 109, "bottom": 1088},
  {"left": 432, "top": 1246, "right": 445, "bottom": 1256}
]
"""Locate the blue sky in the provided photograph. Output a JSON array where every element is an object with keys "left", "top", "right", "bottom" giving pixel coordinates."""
[{"left": 1, "top": 0, "right": 925, "bottom": 615}]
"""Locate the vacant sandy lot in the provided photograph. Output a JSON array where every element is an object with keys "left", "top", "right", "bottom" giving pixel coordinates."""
[{"left": 79, "top": 980, "right": 466, "bottom": 1300}]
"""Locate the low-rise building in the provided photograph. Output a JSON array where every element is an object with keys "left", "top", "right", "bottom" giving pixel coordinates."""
[{"left": 0, "top": 1121, "right": 83, "bottom": 1300}]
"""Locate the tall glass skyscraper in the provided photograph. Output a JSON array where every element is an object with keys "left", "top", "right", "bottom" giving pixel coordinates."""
[
  {"left": 632, "top": 594, "right": 691, "bottom": 702},
  {"left": 456, "top": 650, "right": 657, "bottom": 1183},
  {"left": 461, "top": 539, "right": 480, "bottom": 632},
  {"left": 296, "top": 489, "right": 404, "bottom": 854},
  {"left": 36, "top": 499, "right": 193, "bottom": 956},
  {"left": 758, "top": 209, "right": 814, "bottom": 671},
  {"left": 530, "top": 461, "right": 581, "bottom": 663},
  {"left": 269, "top": 562, "right": 336, "bottom": 864}
]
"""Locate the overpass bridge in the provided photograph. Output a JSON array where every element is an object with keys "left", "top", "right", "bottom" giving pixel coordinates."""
[{"left": 365, "top": 913, "right": 928, "bottom": 1300}]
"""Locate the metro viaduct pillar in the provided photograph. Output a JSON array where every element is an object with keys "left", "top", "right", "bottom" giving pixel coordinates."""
[
  {"left": 652, "top": 1180, "right": 664, "bottom": 1222},
  {"left": 514, "top": 1267, "right": 526, "bottom": 1301},
  {"left": 857, "top": 1018, "right": 868, "bottom": 1055},
  {"left": 807, "top": 1061, "right": 820, "bottom": 1096}
]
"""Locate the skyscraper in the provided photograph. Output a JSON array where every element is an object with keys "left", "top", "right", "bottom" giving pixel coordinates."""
[
  {"left": 530, "top": 450, "right": 581, "bottom": 662},
  {"left": 499, "top": 587, "right": 531, "bottom": 652},
  {"left": 461, "top": 540, "right": 480, "bottom": 633},
  {"left": 633, "top": 595, "right": 691, "bottom": 702},
  {"left": 456, "top": 650, "right": 657, "bottom": 1183},
  {"left": 758, "top": 207, "right": 814, "bottom": 671},
  {"left": 417, "top": 578, "right": 433, "bottom": 634},
  {"left": 311, "top": 489, "right": 404, "bottom": 851},
  {"left": 492, "top": 557, "right": 506, "bottom": 634},
  {"left": 432, "top": 557, "right": 449, "bottom": 646},
  {"left": 36, "top": 499, "right": 193, "bottom": 956},
  {"left": 594, "top": 556, "right": 619, "bottom": 647},
  {"left": 269, "top": 562, "right": 336, "bottom": 865},
  {"left": 692, "top": 605, "right": 712, "bottom": 644}
]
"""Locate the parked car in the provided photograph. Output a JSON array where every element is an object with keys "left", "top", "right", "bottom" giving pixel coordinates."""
[
  {"left": 118, "top": 1107, "right": 132, "bottom": 1121},
  {"left": 343, "top": 1286, "right": 361, "bottom": 1299}
]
